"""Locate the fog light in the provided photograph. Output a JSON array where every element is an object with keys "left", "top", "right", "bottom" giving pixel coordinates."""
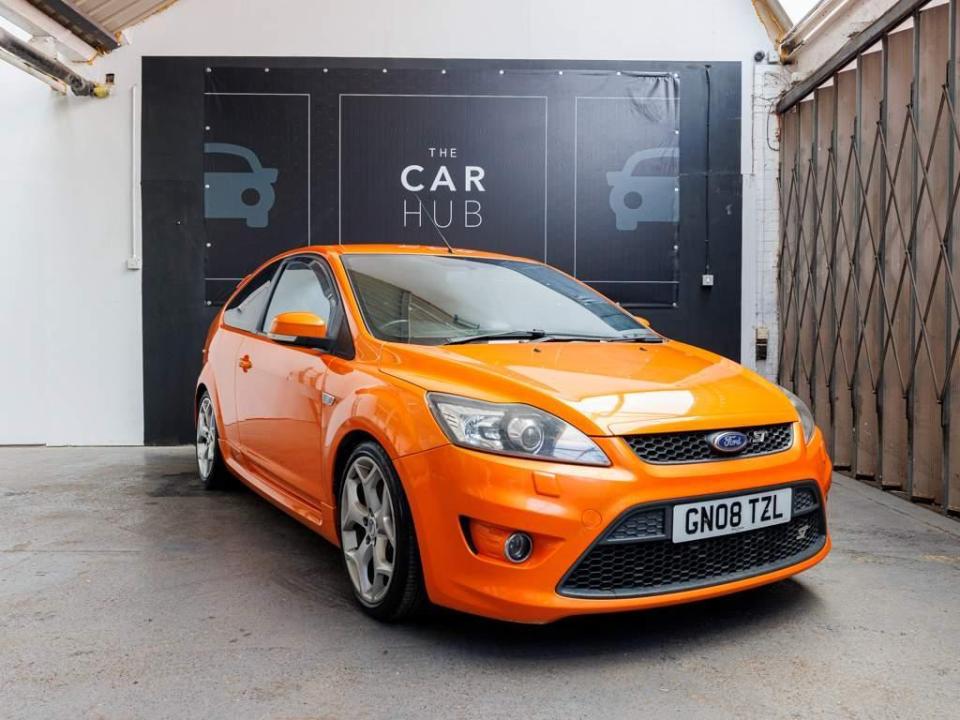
[
  {"left": 504, "top": 532, "right": 533, "bottom": 563},
  {"left": 465, "top": 519, "right": 536, "bottom": 563}
]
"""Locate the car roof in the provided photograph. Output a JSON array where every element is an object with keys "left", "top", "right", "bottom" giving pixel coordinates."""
[{"left": 301, "top": 244, "right": 535, "bottom": 262}]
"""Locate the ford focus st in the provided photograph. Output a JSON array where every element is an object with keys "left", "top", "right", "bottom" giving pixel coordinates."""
[{"left": 195, "top": 245, "right": 831, "bottom": 623}]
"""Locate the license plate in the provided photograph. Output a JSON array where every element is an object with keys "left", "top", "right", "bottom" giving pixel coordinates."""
[{"left": 671, "top": 488, "right": 792, "bottom": 543}]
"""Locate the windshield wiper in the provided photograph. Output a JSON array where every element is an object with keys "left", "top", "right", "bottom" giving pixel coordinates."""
[
  {"left": 537, "top": 334, "right": 621, "bottom": 342},
  {"left": 535, "top": 334, "right": 666, "bottom": 343},
  {"left": 444, "top": 328, "right": 667, "bottom": 345},
  {"left": 618, "top": 335, "right": 665, "bottom": 343},
  {"left": 445, "top": 330, "right": 549, "bottom": 345},
  {"left": 445, "top": 330, "right": 651, "bottom": 345}
]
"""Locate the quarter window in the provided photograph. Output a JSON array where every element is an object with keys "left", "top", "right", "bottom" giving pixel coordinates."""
[{"left": 223, "top": 261, "right": 279, "bottom": 332}]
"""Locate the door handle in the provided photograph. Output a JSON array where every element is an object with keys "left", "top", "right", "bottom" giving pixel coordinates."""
[{"left": 238, "top": 354, "right": 253, "bottom": 372}]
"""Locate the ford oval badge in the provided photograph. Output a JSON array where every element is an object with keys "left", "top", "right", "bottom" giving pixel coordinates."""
[{"left": 707, "top": 430, "right": 750, "bottom": 454}]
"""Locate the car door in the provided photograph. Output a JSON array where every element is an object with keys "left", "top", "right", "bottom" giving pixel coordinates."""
[
  {"left": 234, "top": 255, "right": 344, "bottom": 503},
  {"left": 213, "top": 260, "right": 281, "bottom": 450}
]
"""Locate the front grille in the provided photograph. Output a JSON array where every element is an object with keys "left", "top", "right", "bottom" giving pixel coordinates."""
[
  {"left": 558, "top": 483, "right": 826, "bottom": 598},
  {"left": 624, "top": 423, "right": 794, "bottom": 464}
]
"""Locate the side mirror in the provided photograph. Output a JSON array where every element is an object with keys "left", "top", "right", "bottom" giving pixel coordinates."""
[
  {"left": 270, "top": 311, "right": 329, "bottom": 348},
  {"left": 634, "top": 315, "right": 651, "bottom": 327}
]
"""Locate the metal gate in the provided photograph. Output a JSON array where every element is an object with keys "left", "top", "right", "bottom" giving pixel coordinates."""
[{"left": 777, "top": 0, "right": 959, "bottom": 513}]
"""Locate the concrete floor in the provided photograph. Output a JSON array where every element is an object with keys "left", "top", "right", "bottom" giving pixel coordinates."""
[{"left": 1, "top": 448, "right": 959, "bottom": 720}]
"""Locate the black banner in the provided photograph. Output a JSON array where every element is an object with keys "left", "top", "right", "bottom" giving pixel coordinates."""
[
  {"left": 203, "top": 67, "right": 680, "bottom": 307},
  {"left": 143, "top": 57, "right": 741, "bottom": 444}
]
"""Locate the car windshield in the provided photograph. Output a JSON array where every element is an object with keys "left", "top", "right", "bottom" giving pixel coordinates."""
[{"left": 340, "top": 253, "right": 659, "bottom": 345}]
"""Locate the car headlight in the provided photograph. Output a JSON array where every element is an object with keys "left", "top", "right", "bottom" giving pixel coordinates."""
[
  {"left": 778, "top": 385, "right": 816, "bottom": 443},
  {"left": 426, "top": 392, "right": 610, "bottom": 466}
]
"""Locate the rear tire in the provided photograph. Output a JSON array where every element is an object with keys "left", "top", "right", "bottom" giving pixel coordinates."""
[
  {"left": 338, "top": 441, "right": 426, "bottom": 621},
  {"left": 196, "top": 391, "right": 233, "bottom": 490}
]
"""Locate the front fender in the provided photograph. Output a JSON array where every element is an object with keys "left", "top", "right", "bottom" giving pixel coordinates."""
[{"left": 319, "top": 358, "right": 449, "bottom": 514}]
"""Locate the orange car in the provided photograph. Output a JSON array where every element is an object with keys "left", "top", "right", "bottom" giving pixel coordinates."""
[{"left": 195, "top": 245, "right": 831, "bottom": 623}]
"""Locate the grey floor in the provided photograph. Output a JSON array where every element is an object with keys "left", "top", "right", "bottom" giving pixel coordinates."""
[{"left": 1, "top": 447, "right": 959, "bottom": 720}]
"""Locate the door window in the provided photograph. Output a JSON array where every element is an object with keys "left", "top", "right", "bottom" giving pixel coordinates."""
[{"left": 263, "top": 258, "right": 338, "bottom": 338}]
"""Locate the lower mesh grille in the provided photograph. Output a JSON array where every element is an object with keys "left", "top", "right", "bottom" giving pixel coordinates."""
[
  {"left": 792, "top": 487, "right": 818, "bottom": 513},
  {"left": 606, "top": 508, "right": 666, "bottom": 543},
  {"left": 558, "top": 483, "right": 826, "bottom": 598}
]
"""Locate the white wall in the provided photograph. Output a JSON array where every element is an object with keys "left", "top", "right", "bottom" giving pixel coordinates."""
[
  {"left": 0, "top": 67, "right": 48, "bottom": 445},
  {"left": 0, "top": 0, "right": 777, "bottom": 445}
]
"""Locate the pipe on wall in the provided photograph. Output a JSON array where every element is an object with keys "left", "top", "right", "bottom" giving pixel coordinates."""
[
  {"left": 0, "top": 40, "right": 65, "bottom": 92},
  {"left": 0, "top": 25, "right": 106, "bottom": 96}
]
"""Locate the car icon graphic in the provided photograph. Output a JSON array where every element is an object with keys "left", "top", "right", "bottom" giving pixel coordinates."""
[
  {"left": 606, "top": 147, "right": 679, "bottom": 230},
  {"left": 204, "top": 143, "right": 278, "bottom": 228}
]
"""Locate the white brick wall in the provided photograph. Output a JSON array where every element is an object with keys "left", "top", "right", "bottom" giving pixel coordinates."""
[{"left": 743, "top": 61, "right": 788, "bottom": 381}]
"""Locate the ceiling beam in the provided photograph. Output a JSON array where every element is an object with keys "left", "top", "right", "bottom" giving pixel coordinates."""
[
  {"left": 0, "top": 0, "right": 97, "bottom": 61},
  {"left": 776, "top": 0, "right": 929, "bottom": 113},
  {"left": 780, "top": 0, "right": 853, "bottom": 54},
  {"left": 24, "top": 0, "right": 119, "bottom": 51},
  {"left": 752, "top": 0, "right": 793, "bottom": 46}
]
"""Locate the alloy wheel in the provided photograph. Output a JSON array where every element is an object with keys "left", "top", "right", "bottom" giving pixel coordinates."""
[
  {"left": 339, "top": 455, "right": 397, "bottom": 605},
  {"left": 196, "top": 396, "right": 216, "bottom": 479}
]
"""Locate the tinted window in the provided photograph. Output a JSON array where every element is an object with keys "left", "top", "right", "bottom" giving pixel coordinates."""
[
  {"left": 341, "top": 254, "right": 653, "bottom": 345},
  {"left": 223, "top": 261, "right": 279, "bottom": 332},
  {"left": 263, "top": 258, "right": 337, "bottom": 336}
]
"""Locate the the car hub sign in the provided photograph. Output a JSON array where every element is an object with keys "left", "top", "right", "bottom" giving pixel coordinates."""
[
  {"left": 202, "top": 66, "right": 680, "bottom": 307},
  {"left": 340, "top": 94, "right": 548, "bottom": 255}
]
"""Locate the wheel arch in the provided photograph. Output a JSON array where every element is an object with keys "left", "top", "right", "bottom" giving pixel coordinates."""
[
  {"left": 194, "top": 366, "right": 226, "bottom": 439},
  {"left": 194, "top": 382, "right": 208, "bottom": 420},
  {"left": 331, "top": 429, "right": 381, "bottom": 507}
]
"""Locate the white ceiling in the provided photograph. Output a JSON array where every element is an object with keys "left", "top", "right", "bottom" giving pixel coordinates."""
[
  {"left": 67, "top": 0, "right": 176, "bottom": 34},
  {"left": 780, "top": 0, "right": 820, "bottom": 23}
]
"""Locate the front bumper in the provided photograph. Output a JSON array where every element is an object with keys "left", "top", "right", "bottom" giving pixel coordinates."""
[{"left": 395, "top": 424, "right": 832, "bottom": 623}]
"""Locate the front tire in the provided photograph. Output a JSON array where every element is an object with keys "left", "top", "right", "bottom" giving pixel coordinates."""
[
  {"left": 338, "top": 441, "right": 426, "bottom": 621},
  {"left": 196, "top": 391, "right": 232, "bottom": 490}
]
